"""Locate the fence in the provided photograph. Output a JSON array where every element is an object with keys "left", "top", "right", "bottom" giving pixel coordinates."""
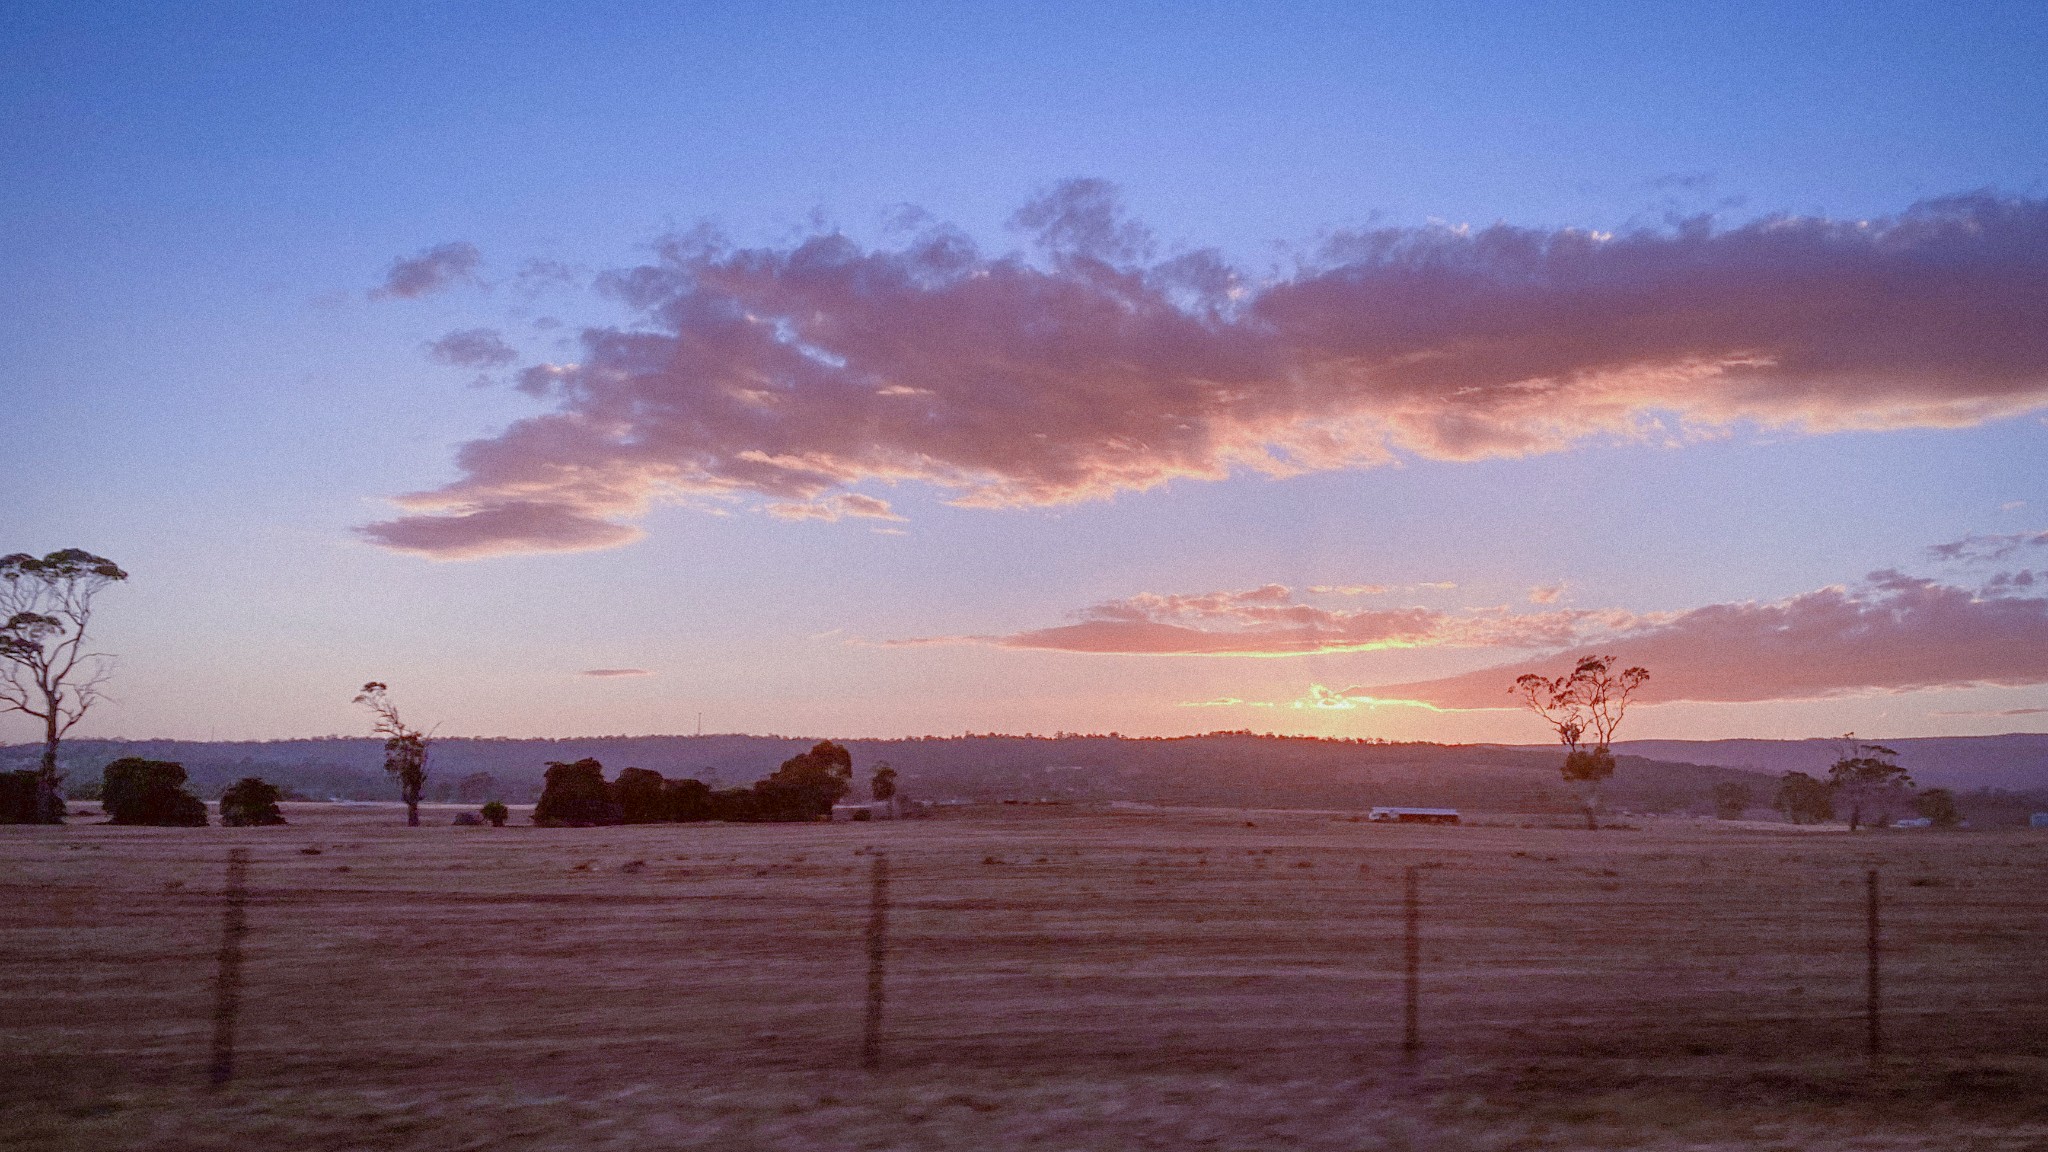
[{"left": 5, "top": 812, "right": 2046, "bottom": 1096}]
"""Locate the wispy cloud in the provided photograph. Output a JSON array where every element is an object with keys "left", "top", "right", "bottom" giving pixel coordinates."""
[
  {"left": 362, "top": 186, "right": 2048, "bottom": 557},
  {"left": 371, "top": 241, "right": 482, "bottom": 300},
  {"left": 902, "top": 583, "right": 1646, "bottom": 656},
  {"left": 1528, "top": 582, "right": 1566, "bottom": 604},
  {"left": 1928, "top": 705, "right": 2048, "bottom": 718},
  {"left": 764, "top": 492, "right": 905, "bottom": 522},
  {"left": 581, "top": 668, "right": 652, "bottom": 677},
  {"left": 426, "top": 328, "right": 517, "bottom": 369},
  {"left": 1927, "top": 528, "right": 2048, "bottom": 563}
]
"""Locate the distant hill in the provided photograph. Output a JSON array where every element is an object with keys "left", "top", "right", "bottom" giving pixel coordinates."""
[
  {"left": 1599, "top": 734, "right": 2048, "bottom": 792},
  {"left": 6, "top": 732, "right": 1772, "bottom": 817}
]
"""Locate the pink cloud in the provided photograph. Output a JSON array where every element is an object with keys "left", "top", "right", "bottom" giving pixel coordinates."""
[
  {"left": 1528, "top": 582, "right": 1566, "bottom": 604},
  {"left": 763, "top": 492, "right": 906, "bottom": 522},
  {"left": 362, "top": 186, "right": 2048, "bottom": 557},
  {"left": 358, "top": 499, "right": 642, "bottom": 560},
  {"left": 581, "top": 668, "right": 653, "bottom": 678},
  {"left": 1357, "top": 572, "right": 2048, "bottom": 708},
  {"left": 907, "top": 584, "right": 1642, "bottom": 656}
]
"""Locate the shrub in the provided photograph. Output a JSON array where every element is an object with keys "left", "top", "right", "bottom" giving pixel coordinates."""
[
  {"left": 0, "top": 769, "right": 57, "bottom": 824},
  {"left": 219, "top": 776, "right": 288, "bottom": 826},
  {"left": 532, "top": 759, "right": 622, "bottom": 826},
  {"left": 101, "top": 758, "right": 208, "bottom": 827},
  {"left": 480, "top": 800, "right": 508, "bottom": 827}
]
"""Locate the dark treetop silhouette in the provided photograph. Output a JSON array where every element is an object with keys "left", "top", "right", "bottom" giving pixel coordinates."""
[
  {"left": 1828, "top": 734, "right": 1914, "bottom": 831},
  {"left": 353, "top": 682, "right": 430, "bottom": 826},
  {"left": 1513, "top": 655, "right": 1650, "bottom": 830},
  {"left": 0, "top": 550, "right": 127, "bottom": 824}
]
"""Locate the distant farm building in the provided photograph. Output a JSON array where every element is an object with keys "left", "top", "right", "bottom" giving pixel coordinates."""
[
  {"left": 1367, "top": 807, "right": 1460, "bottom": 825},
  {"left": 830, "top": 798, "right": 927, "bottom": 822}
]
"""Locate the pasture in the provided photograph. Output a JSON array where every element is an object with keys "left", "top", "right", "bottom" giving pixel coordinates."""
[{"left": 5, "top": 803, "right": 2047, "bottom": 1150}]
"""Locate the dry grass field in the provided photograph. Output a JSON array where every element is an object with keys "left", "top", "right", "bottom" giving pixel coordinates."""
[{"left": 5, "top": 802, "right": 2048, "bottom": 1150}]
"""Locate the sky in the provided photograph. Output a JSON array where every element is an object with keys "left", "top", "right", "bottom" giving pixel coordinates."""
[{"left": 4, "top": 1, "right": 2047, "bottom": 745}]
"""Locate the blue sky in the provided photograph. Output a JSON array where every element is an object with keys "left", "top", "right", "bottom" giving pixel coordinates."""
[{"left": 4, "top": 1, "right": 2046, "bottom": 743}]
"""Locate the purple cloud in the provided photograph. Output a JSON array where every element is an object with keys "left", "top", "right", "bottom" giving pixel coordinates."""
[{"left": 372, "top": 242, "right": 482, "bottom": 300}]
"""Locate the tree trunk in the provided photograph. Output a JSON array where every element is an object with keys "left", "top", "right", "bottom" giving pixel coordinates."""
[
  {"left": 406, "top": 801, "right": 420, "bottom": 827},
  {"left": 35, "top": 713, "right": 64, "bottom": 825}
]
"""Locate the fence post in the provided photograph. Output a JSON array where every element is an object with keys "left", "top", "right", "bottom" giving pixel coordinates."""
[
  {"left": 1865, "top": 868, "right": 1882, "bottom": 1067},
  {"left": 1403, "top": 865, "right": 1420, "bottom": 1063},
  {"left": 862, "top": 851, "right": 890, "bottom": 1071},
  {"left": 209, "top": 847, "right": 251, "bottom": 1089}
]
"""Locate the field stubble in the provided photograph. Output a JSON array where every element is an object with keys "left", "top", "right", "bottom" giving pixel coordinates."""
[{"left": 4, "top": 803, "right": 2047, "bottom": 1150}]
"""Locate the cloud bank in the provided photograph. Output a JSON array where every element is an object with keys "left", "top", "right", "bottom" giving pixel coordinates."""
[
  {"left": 361, "top": 185, "right": 2048, "bottom": 557},
  {"left": 1358, "top": 572, "right": 2048, "bottom": 708}
]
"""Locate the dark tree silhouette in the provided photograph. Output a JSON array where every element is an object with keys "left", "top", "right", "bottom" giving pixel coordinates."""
[
  {"left": 101, "top": 758, "right": 208, "bottom": 826},
  {"left": 1913, "top": 787, "right": 1961, "bottom": 828},
  {"left": 1773, "top": 771, "right": 1835, "bottom": 825},
  {"left": 353, "top": 682, "right": 429, "bottom": 826},
  {"left": 1828, "top": 734, "right": 1913, "bottom": 831},
  {"left": 661, "top": 777, "right": 715, "bottom": 821},
  {"left": 479, "top": 800, "right": 509, "bottom": 827},
  {"left": 614, "top": 767, "right": 668, "bottom": 823},
  {"left": 1710, "top": 781, "right": 1753, "bottom": 820},
  {"left": 871, "top": 762, "right": 899, "bottom": 803},
  {"left": 753, "top": 741, "right": 855, "bottom": 821},
  {"left": 0, "top": 550, "right": 128, "bottom": 824},
  {"left": 1512, "top": 655, "right": 1649, "bottom": 829},
  {"left": 532, "top": 758, "right": 622, "bottom": 825},
  {"left": 219, "top": 777, "right": 288, "bottom": 826},
  {"left": 0, "top": 770, "right": 48, "bottom": 823}
]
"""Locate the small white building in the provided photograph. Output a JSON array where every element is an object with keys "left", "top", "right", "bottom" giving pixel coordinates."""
[
  {"left": 831, "top": 797, "right": 923, "bottom": 821},
  {"left": 1367, "top": 806, "right": 1460, "bottom": 825}
]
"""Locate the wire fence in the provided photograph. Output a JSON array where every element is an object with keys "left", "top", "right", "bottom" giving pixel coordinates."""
[{"left": 6, "top": 815, "right": 2047, "bottom": 1096}]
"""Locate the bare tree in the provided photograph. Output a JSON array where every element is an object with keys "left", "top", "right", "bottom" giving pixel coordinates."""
[
  {"left": 0, "top": 550, "right": 128, "bottom": 824},
  {"left": 1513, "top": 655, "right": 1650, "bottom": 830},
  {"left": 353, "top": 681, "right": 429, "bottom": 826}
]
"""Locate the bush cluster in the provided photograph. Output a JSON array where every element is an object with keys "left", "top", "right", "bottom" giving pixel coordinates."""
[
  {"left": 531, "top": 741, "right": 855, "bottom": 827},
  {"left": 0, "top": 770, "right": 62, "bottom": 824},
  {"left": 219, "top": 776, "right": 288, "bottom": 826},
  {"left": 102, "top": 758, "right": 209, "bottom": 827}
]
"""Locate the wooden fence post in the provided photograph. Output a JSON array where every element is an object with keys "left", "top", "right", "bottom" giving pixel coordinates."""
[
  {"left": 209, "top": 848, "right": 251, "bottom": 1089},
  {"left": 1403, "top": 865, "right": 1420, "bottom": 1063},
  {"left": 862, "top": 851, "right": 890, "bottom": 1071},
  {"left": 1866, "top": 868, "right": 1882, "bottom": 1067}
]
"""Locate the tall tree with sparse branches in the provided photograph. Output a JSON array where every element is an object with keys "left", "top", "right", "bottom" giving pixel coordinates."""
[
  {"left": 0, "top": 550, "right": 128, "bottom": 824},
  {"left": 1513, "top": 654, "right": 1650, "bottom": 830},
  {"left": 354, "top": 681, "right": 430, "bottom": 826}
]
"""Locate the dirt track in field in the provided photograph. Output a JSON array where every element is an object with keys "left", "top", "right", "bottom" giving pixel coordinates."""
[{"left": 5, "top": 803, "right": 2047, "bottom": 1150}]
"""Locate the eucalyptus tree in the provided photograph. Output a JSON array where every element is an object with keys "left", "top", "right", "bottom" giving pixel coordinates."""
[
  {"left": 1827, "top": 734, "right": 1913, "bottom": 831},
  {"left": 1513, "top": 654, "right": 1650, "bottom": 830},
  {"left": 0, "top": 550, "right": 128, "bottom": 823},
  {"left": 353, "top": 681, "right": 430, "bottom": 826}
]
